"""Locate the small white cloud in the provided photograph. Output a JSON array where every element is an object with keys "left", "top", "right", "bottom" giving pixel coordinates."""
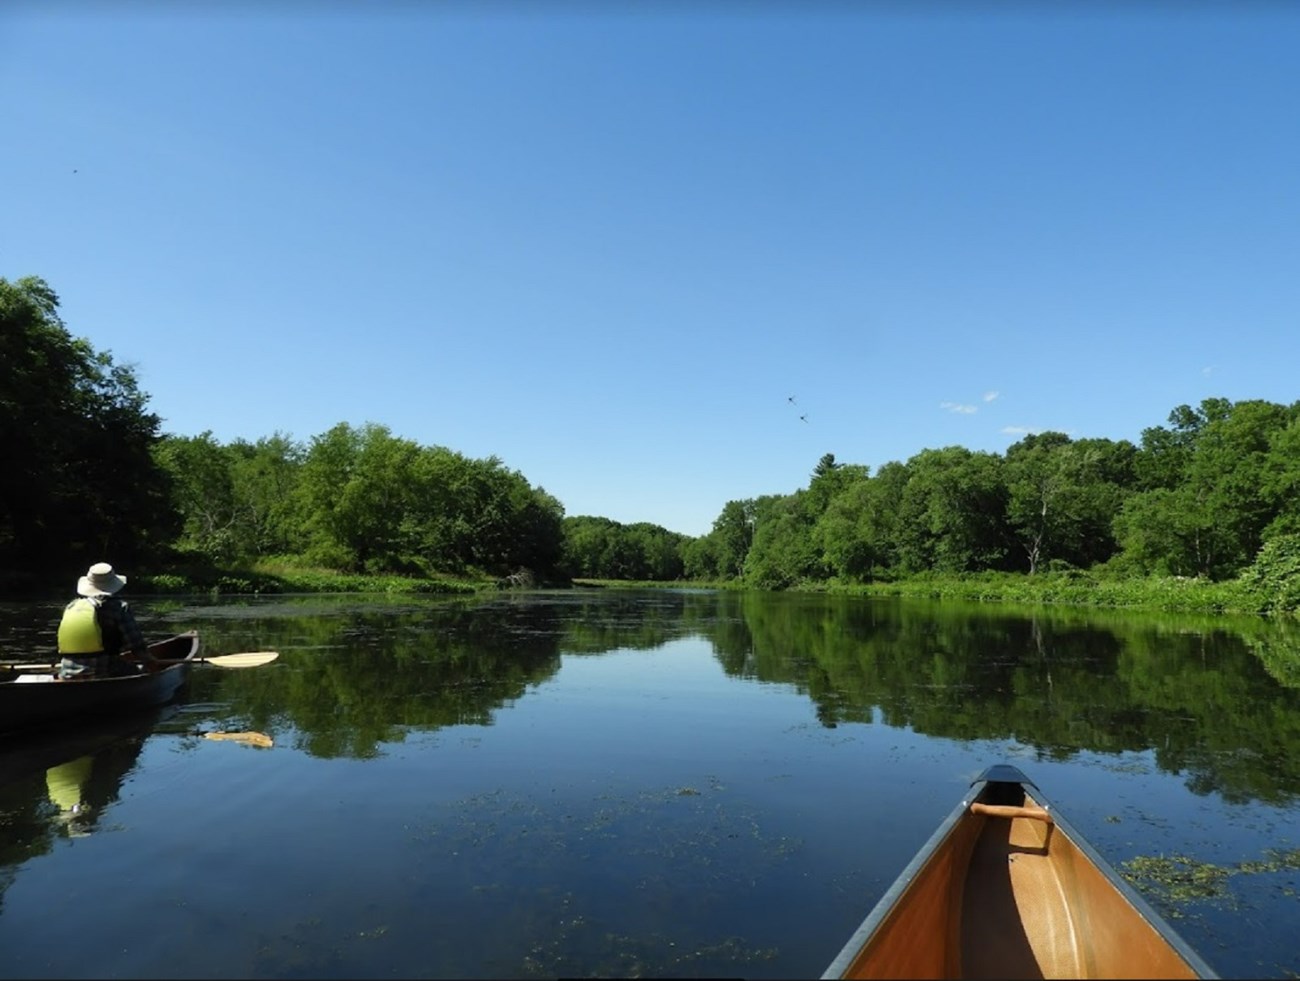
[
  {"left": 940, "top": 401, "right": 978, "bottom": 414},
  {"left": 1202, "top": 365, "right": 1215, "bottom": 377},
  {"left": 982, "top": 390, "right": 1000, "bottom": 403}
]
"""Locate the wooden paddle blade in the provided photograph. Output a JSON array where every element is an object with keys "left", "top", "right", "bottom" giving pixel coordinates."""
[
  {"left": 204, "top": 730, "right": 274, "bottom": 748},
  {"left": 202, "top": 652, "right": 279, "bottom": 668}
]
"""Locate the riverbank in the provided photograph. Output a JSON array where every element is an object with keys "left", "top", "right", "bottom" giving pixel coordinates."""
[
  {"left": 577, "top": 569, "right": 1295, "bottom": 618},
  {"left": 134, "top": 566, "right": 487, "bottom": 596},
  {"left": 31, "top": 559, "right": 1286, "bottom": 621},
  {"left": 825, "top": 570, "right": 1273, "bottom": 617}
]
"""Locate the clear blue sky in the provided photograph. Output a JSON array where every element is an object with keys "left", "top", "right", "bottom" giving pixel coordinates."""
[{"left": 4, "top": 2, "right": 1297, "bottom": 537}]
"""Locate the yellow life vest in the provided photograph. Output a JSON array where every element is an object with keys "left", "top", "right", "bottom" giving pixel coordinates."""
[{"left": 57, "top": 598, "right": 104, "bottom": 654}]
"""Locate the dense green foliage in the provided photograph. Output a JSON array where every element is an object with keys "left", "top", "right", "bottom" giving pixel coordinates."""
[
  {"left": 0, "top": 277, "right": 177, "bottom": 580},
  {"left": 560, "top": 516, "right": 687, "bottom": 581},
  {"left": 1, "top": 277, "right": 563, "bottom": 589},
  {"left": 152, "top": 423, "right": 566, "bottom": 580},
  {"left": 682, "top": 411, "right": 1300, "bottom": 613},
  {"left": 3, "top": 274, "right": 1299, "bottom": 614}
]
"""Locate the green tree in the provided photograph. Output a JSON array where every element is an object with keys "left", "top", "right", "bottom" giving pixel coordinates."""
[
  {"left": 0, "top": 276, "right": 177, "bottom": 578},
  {"left": 744, "top": 493, "right": 822, "bottom": 589},
  {"left": 711, "top": 499, "right": 759, "bottom": 580},
  {"left": 895, "top": 447, "right": 1009, "bottom": 573},
  {"left": 1135, "top": 400, "right": 1229, "bottom": 491},
  {"left": 226, "top": 433, "right": 307, "bottom": 559},
  {"left": 806, "top": 452, "right": 870, "bottom": 519},
  {"left": 1182, "top": 399, "right": 1291, "bottom": 576},
  {"left": 1003, "top": 433, "right": 1134, "bottom": 574},
  {"left": 297, "top": 423, "right": 422, "bottom": 571},
  {"left": 465, "top": 458, "right": 564, "bottom": 574},
  {"left": 154, "top": 432, "right": 239, "bottom": 564},
  {"left": 1261, "top": 411, "right": 1300, "bottom": 541},
  {"left": 506, "top": 481, "right": 566, "bottom": 576},
  {"left": 561, "top": 516, "right": 615, "bottom": 579},
  {"left": 1004, "top": 432, "right": 1075, "bottom": 574},
  {"left": 680, "top": 533, "right": 721, "bottom": 581},
  {"left": 1119, "top": 399, "right": 1294, "bottom": 578},
  {"left": 625, "top": 522, "right": 686, "bottom": 580},
  {"left": 1065, "top": 437, "right": 1138, "bottom": 568},
  {"left": 560, "top": 516, "right": 684, "bottom": 580},
  {"left": 812, "top": 461, "right": 907, "bottom": 582},
  {"left": 156, "top": 431, "right": 306, "bottom": 567},
  {"left": 1112, "top": 488, "right": 1195, "bottom": 576},
  {"left": 405, "top": 446, "right": 563, "bottom": 577}
]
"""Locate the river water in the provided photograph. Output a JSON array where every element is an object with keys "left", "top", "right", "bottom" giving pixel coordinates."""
[{"left": 0, "top": 588, "right": 1297, "bottom": 978}]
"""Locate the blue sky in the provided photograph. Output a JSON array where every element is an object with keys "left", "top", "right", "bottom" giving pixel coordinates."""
[{"left": 4, "top": 2, "right": 1297, "bottom": 537}]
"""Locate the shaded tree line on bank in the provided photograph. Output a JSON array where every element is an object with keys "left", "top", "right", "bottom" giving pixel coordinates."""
[{"left": 4, "top": 275, "right": 1299, "bottom": 602}]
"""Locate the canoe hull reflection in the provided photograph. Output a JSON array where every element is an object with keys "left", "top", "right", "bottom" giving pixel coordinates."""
[{"left": 822, "top": 764, "right": 1217, "bottom": 980}]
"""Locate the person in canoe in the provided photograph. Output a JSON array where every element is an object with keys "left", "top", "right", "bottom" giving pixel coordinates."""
[{"left": 56, "top": 562, "right": 160, "bottom": 679}]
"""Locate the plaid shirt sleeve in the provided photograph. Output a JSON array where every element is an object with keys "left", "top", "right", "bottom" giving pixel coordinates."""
[{"left": 104, "top": 598, "right": 148, "bottom": 655}]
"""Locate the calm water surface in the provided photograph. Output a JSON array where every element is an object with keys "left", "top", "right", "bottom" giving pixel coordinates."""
[{"left": 1, "top": 589, "right": 1298, "bottom": 978}]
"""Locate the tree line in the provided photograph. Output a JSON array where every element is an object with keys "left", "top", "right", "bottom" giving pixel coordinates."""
[
  {"left": 3, "top": 275, "right": 1298, "bottom": 598},
  {"left": 686, "top": 399, "right": 1300, "bottom": 593},
  {"left": 1, "top": 276, "right": 566, "bottom": 585}
]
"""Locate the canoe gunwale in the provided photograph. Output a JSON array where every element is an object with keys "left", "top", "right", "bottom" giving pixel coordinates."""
[
  {"left": 1022, "top": 772, "right": 1218, "bottom": 979},
  {"left": 820, "top": 764, "right": 1218, "bottom": 980},
  {"left": 821, "top": 778, "right": 981, "bottom": 979},
  {"left": 0, "top": 632, "right": 200, "bottom": 734}
]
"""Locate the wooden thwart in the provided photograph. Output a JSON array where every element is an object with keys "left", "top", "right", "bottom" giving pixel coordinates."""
[{"left": 969, "top": 801, "right": 1052, "bottom": 822}]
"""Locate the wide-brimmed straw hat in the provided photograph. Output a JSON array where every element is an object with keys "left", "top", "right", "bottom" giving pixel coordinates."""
[{"left": 77, "top": 562, "right": 127, "bottom": 597}]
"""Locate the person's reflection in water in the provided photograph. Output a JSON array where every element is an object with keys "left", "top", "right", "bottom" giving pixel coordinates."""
[
  {"left": 41, "top": 732, "right": 148, "bottom": 840},
  {"left": 46, "top": 755, "right": 94, "bottom": 838}
]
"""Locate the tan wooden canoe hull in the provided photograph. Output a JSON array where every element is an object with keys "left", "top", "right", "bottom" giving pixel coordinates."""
[{"left": 822, "top": 765, "right": 1217, "bottom": 980}]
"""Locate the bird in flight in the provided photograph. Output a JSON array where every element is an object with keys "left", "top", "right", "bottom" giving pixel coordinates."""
[
  {"left": 800, "top": 414, "right": 809, "bottom": 424},
  {"left": 788, "top": 395, "right": 797, "bottom": 404}
]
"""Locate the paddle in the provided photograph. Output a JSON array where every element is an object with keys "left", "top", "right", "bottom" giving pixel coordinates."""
[
  {"left": 160, "top": 651, "right": 280, "bottom": 669},
  {"left": 3, "top": 651, "right": 280, "bottom": 673}
]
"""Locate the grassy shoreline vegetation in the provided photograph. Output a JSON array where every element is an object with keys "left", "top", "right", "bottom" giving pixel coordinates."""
[
  {"left": 130, "top": 558, "right": 494, "bottom": 598},
  {"left": 136, "top": 569, "right": 484, "bottom": 597},
  {"left": 116, "top": 528, "right": 1300, "bottom": 620},
  {"left": 574, "top": 563, "right": 1299, "bottom": 620},
  {"left": 824, "top": 570, "right": 1276, "bottom": 617}
]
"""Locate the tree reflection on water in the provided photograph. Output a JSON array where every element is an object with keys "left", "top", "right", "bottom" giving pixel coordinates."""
[{"left": 158, "top": 590, "right": 1300, "bottom": 805}]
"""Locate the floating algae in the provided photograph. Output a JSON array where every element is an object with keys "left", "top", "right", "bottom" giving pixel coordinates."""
[{"left": 1121, "top": 847, "right": 1300, "bottom": 913}]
